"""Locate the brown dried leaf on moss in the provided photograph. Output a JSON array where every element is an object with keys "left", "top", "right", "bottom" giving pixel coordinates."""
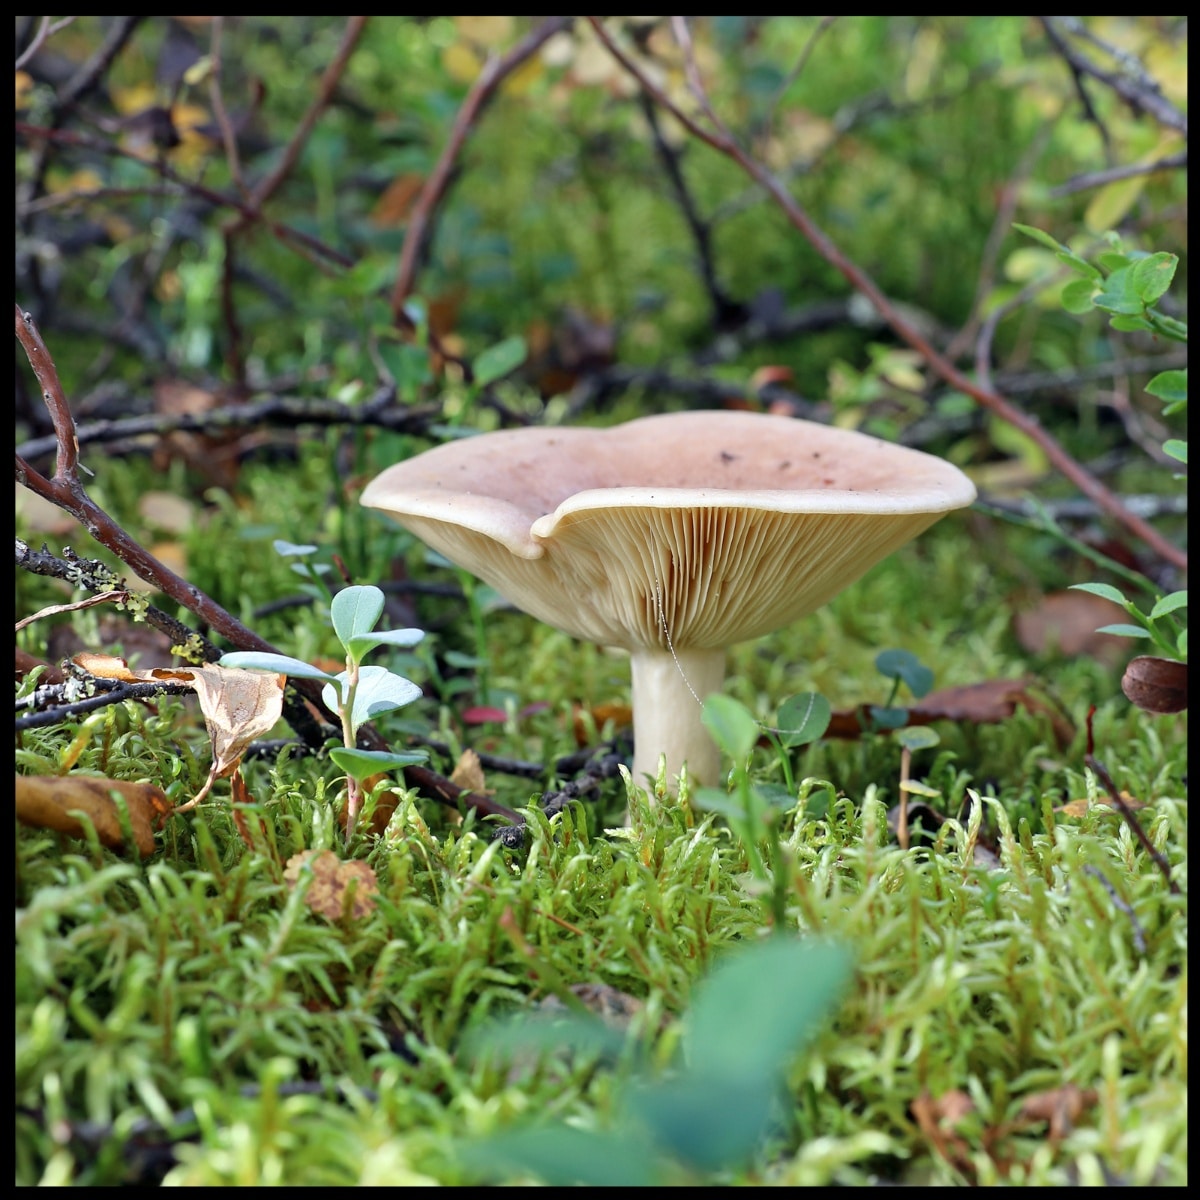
[
  {"left": 284, "top": 849, "right": 378, "bottom": 922},
  {"left": 73, "top": 654, "right": 284, "bottom": 808},
  {"left": 15, "top": 774, "right": 167, "bottom": 856}
]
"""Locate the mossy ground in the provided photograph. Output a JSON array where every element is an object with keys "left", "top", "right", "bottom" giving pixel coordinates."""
[{"left": 16, "top": 442, "right": 1187, "bottom": 1186}]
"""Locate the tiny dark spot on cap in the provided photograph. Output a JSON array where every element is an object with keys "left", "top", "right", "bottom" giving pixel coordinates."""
[
  {"left": 719, "top": 451, "right": 736, "bottom": 463},
  {"left": 811, "top": 451, "right": 821, "bottom": 458},
  {"left": 779, "top": 461, "right": 790, "bottom": 469}
]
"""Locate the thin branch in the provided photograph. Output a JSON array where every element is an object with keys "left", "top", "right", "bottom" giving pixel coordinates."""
[
  {"left": 1040, "top": 16, "right": 1187, "bottom": 138},
  {"left": 586, "top": 17, "right": 1186, "bottom": 573},
  {"left": 1049, "top": 151, "right": 1187, "bottom": 197},
  {"left": 239, "top": 15, "right": 370, "bottom": 217},
  {"left": 390, "top": 16, "right": 573, "bottom": 320},
  {"left": 639, "top": 94, "right": 744, "bottom": 329},
  {"left": 14, "top": 388, "right": 444, "bottom": 463},
  {"left": 16, "top": 678, "right": 197, "bottom": 732},
  {"left": 759, "top": 15, "right": 838, "bottom": 144},
  {"left": 14, "top": 15, "right": 79, "bottom": 72},
  {"left": 14, "top": 122, "right": 354, "bottom": 271},
  {"left": 1085, "top": 755, "right": 1180, "bottom": 896}
]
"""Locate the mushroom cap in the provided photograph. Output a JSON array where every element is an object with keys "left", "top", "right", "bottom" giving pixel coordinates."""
[{"left": 360, "top": 410, "right": 976, "bottom": 652}]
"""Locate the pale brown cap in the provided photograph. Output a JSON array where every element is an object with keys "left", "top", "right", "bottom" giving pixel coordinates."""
[{"left": 360, "top": 410, "right": 976, "bottom": 653}]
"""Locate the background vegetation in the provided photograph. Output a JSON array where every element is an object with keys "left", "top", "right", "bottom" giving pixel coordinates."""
[{"left": 16, "top": 16, "right": 1186, "bottom": 1186}]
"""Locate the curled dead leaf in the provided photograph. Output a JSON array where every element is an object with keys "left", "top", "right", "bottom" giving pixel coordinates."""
[
  {"left": 71, "top": 655, "right": 284, "bottom": 809},
  {"left": 1121, "top": 655, "right": 1187, "bottom": 714},
  {"left": 16, "top": 774, "right": 167, "bottom": 856},
  {"left": 284, "top": 850, "right": 378, "bottom": 922}
]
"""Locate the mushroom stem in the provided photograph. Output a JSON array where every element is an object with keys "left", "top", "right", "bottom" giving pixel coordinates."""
[{"left": 629, "top": 646, "right": 727, "bottom": 792}]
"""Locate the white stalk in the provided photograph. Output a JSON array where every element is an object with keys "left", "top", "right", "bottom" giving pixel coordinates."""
[{"left": 629, "top": 646, "right": 726, "bottom": 793}]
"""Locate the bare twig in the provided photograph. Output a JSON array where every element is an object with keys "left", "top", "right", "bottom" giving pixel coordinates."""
[
  {"left": 1050, "top": 151, "right": 1187, "bottom": 197},
  {"left": 1042, "top": 16, "right": 1188, "bottom": 137},
  {"left": 759, "top": 15, "right": 838, "bottom": 144},
  {"left": 1085, "top": 755, "right": 1181, "bottom": 896},
  {"left": 14, "top": 15, "right": 80, "bottom": 72},
  {"left": 944, "top": 120, "right": 1058, "bottom": 361},
  {"left": 15, "top": 678, "right": 197, "bottom": 732},
  {"left": 15, "top": 387, "right": 444, "bottom": 463},
  {"left": 15, "top": 311, "right": 517, "bottom": 825},
  {"left": 586, "top": 16, "right": 1187, "bottom": 573},
  {"left": 390, "top": 16, "right": 573, "bottom": 319},
  {"left": 639, "top": 94, "right": 744, "bottom": 329},
  {"left": 15, "top": 122, "right": 354, "bottom": 271},
  {"left": 237, "top": 15, "right": 370, "bottom": 218}
]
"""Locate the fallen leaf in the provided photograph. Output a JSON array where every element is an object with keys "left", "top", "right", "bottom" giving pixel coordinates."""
[
  {"left": 1056, "top": 791, "right": 1146, "bottom": 818},
  {"left": 1014, "top": 590, "right": 1130, "bottom": 667},
  {"left": 1121, "top": 655, "right": 1187, "bottom": 714},
  {"left": 72, "top": 654, "right": 284, "bottom": 808},
  {"left": 1016, "top": 1083, "right": 1098, "bottom": 1143},
  {"left": 284, "top": 849, "right": 377, "bottom": 922},
  {"left": 462, "top": 705, "right": 508, "bottom": 725},
  {"left": 820, "top": 678, "right": 1074, "bottom": 748},
  {"left": 370, "top": 172, "right": 425, "bottom": 228},
  {"left": 450, "top": 748, "right": 491, "bottom": 794},
  {"left": 16, "top": 773, "right": 167, "bottom": 856}
]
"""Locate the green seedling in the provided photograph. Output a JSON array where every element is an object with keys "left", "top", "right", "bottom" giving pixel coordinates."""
[
  {"left": 220, "top": 584, "right": 428, "bottom": 837},
  {"left": 1014, "top": 225, "right": 1187, "bottom": 664},
  {"left": 460, "top": 935, "right": 854, "bottom": 1186}
]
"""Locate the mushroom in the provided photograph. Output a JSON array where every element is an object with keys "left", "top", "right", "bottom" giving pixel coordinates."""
[{"left": 361, "top": 410, "right": 976, "bottom": 793}]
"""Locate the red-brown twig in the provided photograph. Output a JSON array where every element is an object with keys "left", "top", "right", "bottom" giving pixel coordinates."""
[
  {"left": 390, "top": 16, "right": 573, "bottom": 320},
  {"left": 1085, "top": 755, "right": 1180, "bottom": 896},
  {"left": 587, "top": 17, "right": 1187, "bottom": 574},
  {"left": 15, "top": 305, "right": 519, "bottom": 825}
]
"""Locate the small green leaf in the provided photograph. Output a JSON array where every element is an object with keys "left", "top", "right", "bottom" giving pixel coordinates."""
[
  {"left": 377, "top": 341, "right": 432, "bottom": 392},
  {"left": 1054, "top": 250, "right": 1104, "bottom": 282},
  {"left": 1012, "top": 223, "right": 1063, "bottom": 252},
  {"left": 473, "top": 335, "right": 527, "bottom": 388},
  {"left": 685, "top": 939, "right": 854, "bottom": 1084},
  {"left": 701, "top": 695, "right": 760, "bottom": 761},
  {"left": 776, "top": 692, "right": 832, "bottom": 748},
  {"left": 328, "top": 746, "right": 427, "bottom": 781},
  {"left": 1070, "top": 581, "right": 1128, "bottom": 605},
  {"left": 344, "top": 628, "right": 425, "bottom": 660},
  {"left": 692, "top": 786, "right": 751, "bottom": 821},
  {"left": 1096, "top": 624, "right": 1153, "bottom": 639},
  {"left": 1093, "top": 267, "right": 1144, "bottom": 316},
  {"left": 218, "top": 651, "right": 337, "bottom": 681},
  {"left": 869, "top": 706, "right": 910, "bottom": 731},
  {"left": 273, "top": 539, "right": 319, "bottom": 557},
  {"left": 1130, "top": 252, "right": 1177, "bottom": 305},
  {"left": 331, "top": 586, "right": 385, "bottom": 646},
  {"left": 753, "top": 782, "right": 797, "bottom": 810},
  {"left": 874, "top": 649, "right": 934, "bottom": 698},
  {"left": 1108, "top": 314, "right": 1154, "bottom": 333},
  {"left": 1163, "top": 439, "right": 1187, "bottom": 463},
  {"left": 323, "top": 666, "right": 423, "bottom": 736},
  {"left": 1061, "top": 278, "right": 1098, "bottom": 313},
  {"left": 1150, "top": 591, "right": 1187, "bottom": 619},
  {"left": 1145, "top": 369, "right": 1187, "bottom": 405},
  {"left": 899, "top": 779, "right": 941, "bottom": 797},
  {"left": 896, "top": 726, "right": 941, "bottom": 752},
  {"left": 1096, "top": 250, "right": 1131, "bottom": 273}
]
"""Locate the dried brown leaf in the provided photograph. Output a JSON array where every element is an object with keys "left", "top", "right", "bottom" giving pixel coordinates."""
[
  {"left": 16, "top": 773, "right": 167, "bottom": 856},
  {"left": 449, "top": 748, "right": 490, "bottom": 794},
  {"left": 284, "top": 849, "right": 378, "bottom": 922},
  {"left": 1017, "top": 1083, "right": 1098, "bottom": 1143},
  {"left": 1014, "top": 590, "right": 1129, "bottom": 667}
]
